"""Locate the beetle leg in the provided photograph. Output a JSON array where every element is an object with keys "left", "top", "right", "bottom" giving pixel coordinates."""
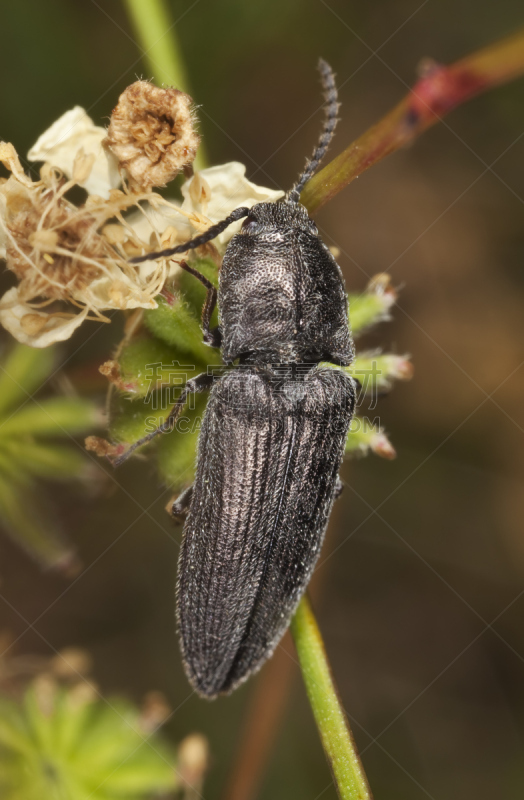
[
  {"left": 178, "top": 261, "right": 222, "bottom": 347},
  {"left": 170, "top": 484, "right": 194, "bottom": 522},
  {"left": 113, "top": 372, "right": 214, "bottom": 466},
  {"left": 334, "top": 476, "right": 344, "bottom": 500}
]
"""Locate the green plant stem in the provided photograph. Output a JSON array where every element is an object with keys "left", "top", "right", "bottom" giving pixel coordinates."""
[
  {"left": 301, "top": 27, "right": 524, "bottom": 212},
  {"left": 291, "top": 596, "right": 372, "bottom": 800},
  {"left": 122, "top": 0, "right": 206, "bottom": 168}
]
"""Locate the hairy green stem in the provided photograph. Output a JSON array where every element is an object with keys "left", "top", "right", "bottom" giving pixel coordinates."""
[
  {"left": 122, "top": 0, "right": 206, "bottom": 168},
  {"left": 291, "top": 596, "right": 373, "bottom": 800}
]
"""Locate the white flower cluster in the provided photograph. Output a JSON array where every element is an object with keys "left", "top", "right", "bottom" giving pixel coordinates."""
[{"left": 0, "top": 100, "right": 283, "bottom": 347}]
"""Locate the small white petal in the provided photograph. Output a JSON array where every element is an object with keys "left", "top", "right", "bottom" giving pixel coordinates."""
[
  {"left": 27, "top": 107, "right": 120, "bottom": 198},
  {"left": 80, "top": 269, "right": 158, "bottom": 311},
  {"left": 0, "top": 287, "right": 89, "bottom": 347},
  {"left": 0, "top": 193, "right": 6, "bottom": 260},
  {"left": 123, "top": 204, "right": 191, "bottom": 281},
  {"left": 181, "top": 162, "right": 285, "bottom": 247},
  {"left": 125, "top": 204, "right": 192, "bottom": 246}
]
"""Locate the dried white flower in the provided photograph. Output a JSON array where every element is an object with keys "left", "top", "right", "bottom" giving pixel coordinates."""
[
  {"left": 181, "top": 162, "right": 285, "bottom": 247},
  {"left": 0, "top": 142, "right": 164, "bottom": 347},
  {"left": 0, "top": 287, "right": 89, "bottom": 347},
  {"left": 126, "top": 162, "right": 285, "bottom": 259},
  {"left": 28, "top": 107, "right": 120, "bottom": 198},
  {"left": 0, "top": 97, "right": 284, "bottom": 347}
]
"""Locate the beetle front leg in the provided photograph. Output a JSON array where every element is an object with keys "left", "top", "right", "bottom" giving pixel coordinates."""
[
  {"left": 178, "top": 261, "right": 222, "bottom": 348},
  {"left": 114, "top": 372, "right": 214, "bottom": 466}
]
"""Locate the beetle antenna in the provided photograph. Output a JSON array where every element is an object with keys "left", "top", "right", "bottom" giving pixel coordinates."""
[
  {"left": 129, "top": 206, "right": 250, "bottom": 264},
  {"left": 288, "top": 59, "right": 339, "bottom": 204}
]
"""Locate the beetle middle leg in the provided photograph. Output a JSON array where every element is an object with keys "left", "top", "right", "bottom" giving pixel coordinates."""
[
  {"left": 178, "top": 260, "right": 221, "bottom": 348},
  {"left": 114, "top": 372, "right": 214, "bottom": 466},
  {"left": 169, "top": 484, "right": 194, "bottom": 522},
  {"left": 334, "top": 476, "right": 344, "bottom": 500}
]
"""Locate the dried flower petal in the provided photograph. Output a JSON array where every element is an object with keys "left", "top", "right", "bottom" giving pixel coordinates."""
[
  {"left": 2, "top": 113, "right": 284, "bottom": 346},
  {"left": 0, "top": 143, "right": 165, "bottom": 345},
  {"left": 123, "top": 162, "right": 285, "bottom": 265},
  {"left": 105, "top": 80, "right": 200, "bottom": 190},
  {"left": 181, "top": 162, "right": 285, "bottom": 247},
  {"left": 27, "top": 107, "right": 120, "bottom": 198},
  {"left": 0, "top": 288, "right": 89, "bottom": 347}
]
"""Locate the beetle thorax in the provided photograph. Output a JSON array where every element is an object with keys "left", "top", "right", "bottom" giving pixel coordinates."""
[{"left": 218, "top": 201, "right": 354, "bottom": 366}]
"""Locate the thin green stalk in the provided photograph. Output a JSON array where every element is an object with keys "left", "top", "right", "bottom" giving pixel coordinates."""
[
  {"left": 291, "top": 596, "right": 373, "bottom": 800},
  {"left": 122, "top": 0, "right": 206, "bottom": 168}
]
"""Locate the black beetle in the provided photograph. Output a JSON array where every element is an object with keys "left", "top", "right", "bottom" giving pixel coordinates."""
[{"left": 120, "top": 60, "right": 356, "bottom": 697}]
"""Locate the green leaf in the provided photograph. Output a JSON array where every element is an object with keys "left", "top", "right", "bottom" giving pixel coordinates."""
[
  {"left": 0, "top": 440, "right": 87, "bottom": 481},
  {"left": 0, "top": 698, "right": 33, "bottom": 757},
  {"left": 109, "top": 396, "right": 169, "bottom": 444},
  {"left": 118, "top": 337, "right": 206, "bottom": 398},
  {"left": 156, "top": 397, "right": 205, "bottom": 488},
  {"left": 144, "top": 295, "right": 220, "bottom": 365},
  {"left": 345, "top": 352, "right": 413, "bottom": 395},
  {"left": 109, "top": 391, "right": 203, "bottom": 489},
  {"left": 0, "top": 344, "right": 55, "bottom": 417},
  {"left": 0, "top": 685, "right": 178, "bottom": 800},
  {"left": 177, "top": 257, "right": 219, "bottom": 317},
  {"left": 0, "top": 399, "right": 99, "bottom": 439},
  {"left": 348, "top": 289, "right": 394, "bottom": 337},
  {"left": 0, "top": 474, "right": 74, "bottom": 569},
  {"left": 345, "top": 416, "right": 396, "bottom": 460}
]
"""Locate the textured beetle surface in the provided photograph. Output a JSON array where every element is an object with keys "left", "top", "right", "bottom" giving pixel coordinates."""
[
  {"left": 178, "top": 367, "right": 354, "bottom": 696},
  {"left": 220, "top": 202, "right": 352, "bottom": 365},
  {"left": 126, "top": 60, "right": 355, "bottom": 698}
]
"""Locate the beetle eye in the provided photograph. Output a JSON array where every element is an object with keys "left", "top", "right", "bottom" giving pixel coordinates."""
[{"left": 241, "top": 216, "right": 258, "bottom": 233}]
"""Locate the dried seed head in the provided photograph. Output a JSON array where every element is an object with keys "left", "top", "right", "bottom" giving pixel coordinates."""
[
  {"left": 0, "top": 142, "right": 170, "bottom": 346},
  {"left": 178, "top": 734, "right": 209, "bottom": 788},
  {"left": 50, "top": 648, "right": 93, "bottom": 679},
  {"left": 138, "top": 691, "right": 171, "bottom": 733},
  {"left": 2, "top": 171, "right": 107, "bottom": 302},
  {"left": 105, "top": 81, "right": 200, "bottom": 191}
]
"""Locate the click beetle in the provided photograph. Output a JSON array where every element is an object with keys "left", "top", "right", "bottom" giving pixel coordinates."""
[{"left": 121, "top": 60, "right": 356, "bottom": 697}]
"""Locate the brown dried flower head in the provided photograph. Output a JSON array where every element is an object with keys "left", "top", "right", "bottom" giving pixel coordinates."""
[
  {"left": 0, "top": 142, "right": 170, "bottom": 346},
  {"left": 3, "top": 158, "right": 107, "bottom": 303},
  {"left": 105, "top": 81, "right": 200, "bottom": 191}
]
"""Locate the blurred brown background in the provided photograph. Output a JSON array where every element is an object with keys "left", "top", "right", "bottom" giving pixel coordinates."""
[{"left": 1, "top": 1, "right": 524, "bottom": 798}]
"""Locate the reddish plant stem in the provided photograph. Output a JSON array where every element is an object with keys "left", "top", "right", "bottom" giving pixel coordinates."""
[
  {"left": 301, "top": 28, "right": 524, "bottom": 213},
  {"left": 221, "top": 635, "right": 296, "bottom": 800}
]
